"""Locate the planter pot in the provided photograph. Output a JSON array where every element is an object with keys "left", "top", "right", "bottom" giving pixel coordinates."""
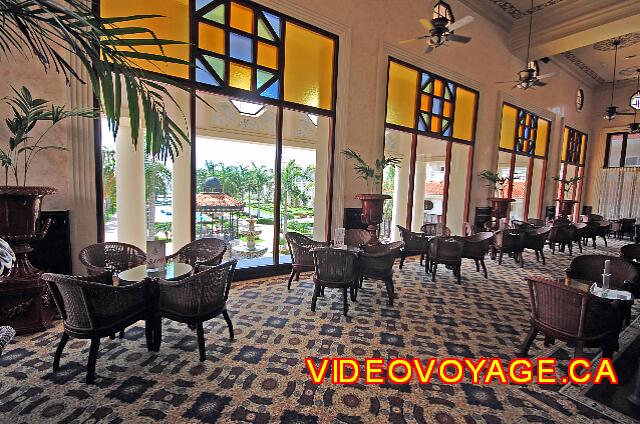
[
  {"left": 0, "top": 186, "right": 56, "bottom": 280},
  {"left": 355, "top": 193, "right": 391, "bottom": 243},
  {"left": 557, "top": 199, "right": 578, "bottom": 218},
  {"left": 488, "top": 197, "right": 515, "bottom": 220}
]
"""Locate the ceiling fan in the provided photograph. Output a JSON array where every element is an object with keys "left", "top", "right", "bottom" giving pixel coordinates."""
[
  {"left": 603, "top": 39, "right": 635, "bottom": 121},
  {"left": 399, "top": 1, "right": 474, "bottom": 54},
  {"left": 628, "top": 69, "right": 640, "bottom": 133},
  {"left": 496, "top": 0, "right": 557, "bottom": 89}
]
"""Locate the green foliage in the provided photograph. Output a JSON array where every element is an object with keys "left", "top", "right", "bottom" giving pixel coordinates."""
[
  {"left": 1, "top": 86, "right": 96, "bottom": 185},
  {"left": 287, "top": 221, "right": 312, "bottom": 235},
  {"left": 0, "top": 0, "right": 194, "bottom": 160},
  {"left": 478, "top": 169, "right": 511, "bottom": 190},
  {"left": 341, "top": 148, "right": 401, "bottom": 192},
  {"left": 553, "top": 175, "right": 583, "bottom": 194},
  {"left": 145, "top": 156, "right": 172, "bottom": 202}
]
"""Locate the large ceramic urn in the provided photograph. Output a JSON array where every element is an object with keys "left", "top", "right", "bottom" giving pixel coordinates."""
[
  {"left": 0, "top": 186, "right": 55, "bottom": 280},
  {"left": 355, "top": 193, "right": 391, "bottom": 243},
  {"left": 557, "top": 199, "right": 578, "bottom": 218},
  {"left": 487, "top": 197, "right": 515, "bottom": 220}
]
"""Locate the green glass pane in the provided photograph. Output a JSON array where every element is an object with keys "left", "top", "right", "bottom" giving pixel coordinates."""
[
  {"left": 442, "top": 118, "right": 450, "bottom": 131},
  {"left": 257, "top": 18, "right": 275, "bottom": 41},
  {"left": 204, "top": 55, "right": 225, "bottom": 81},
  {"left": 204, "top": 4, "right": 225, "bottom": 24},
  {"left": 257, "top": 69, "right": 274, "bottom": 90},
  {"left": 422, "top": 112, "right": 430, "bottom": 127},
  {"left": 444, "top": 88, "right": 451, "bottom": 100},
  {"left": 425, "top": 82, "right": 433, "bottom": 94}
]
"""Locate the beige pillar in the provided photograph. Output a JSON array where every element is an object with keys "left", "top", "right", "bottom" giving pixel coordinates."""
[
  {"left": 447, "top": 143, "right": 470, "bottom": 235},
  {"left": 411, "top": 161, "right": 426, "bottom": 232},
  {"left": 115, "top": 122, "right": 146, "bottom": 249},
  {"left": 390, "top": 133, "right": 412, "bottom": 241},
  {"left": 313, "top": 117, "right": 329, "bottom": 240},
  {"left": 170, "top": 89, "right": 192, "bottom": 253}
]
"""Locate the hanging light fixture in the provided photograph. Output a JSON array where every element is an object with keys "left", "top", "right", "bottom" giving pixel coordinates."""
[
  {"left": 602, "top": 40, "right": 635, "bottom": 120},
  {"left": 630, "top": 69, "right": 640, "bottom": 134}
]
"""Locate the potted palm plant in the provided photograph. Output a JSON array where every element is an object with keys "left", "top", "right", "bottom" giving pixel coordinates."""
[
  {"left": 342, "top": 149, "right": 400, "bottom": 242},
  {"left": 479, "top": 170, "right": 514, "bottom": 219},
  {"left": 553, "top": 175, "right": 583, "bottom": 217}
]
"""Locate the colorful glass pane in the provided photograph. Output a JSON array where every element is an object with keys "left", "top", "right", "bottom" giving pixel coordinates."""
[
  {"left": 263, "top": 11, "right": 281, "bottom": 38},
  {"left": 632, "top": 91, "right": 640, "bottom": 110},
  {"left": 444, "top": 125, "right": 453, "bottom": 137},
  {"left": 196, "top": 58, "right": 219, "bottom": 86},
  {"left": 420, "top": 95, "right": 431, "bottom": 112},
  {"left": 196, "top": 0, "right": 212, "bottom": 11},
  {"left": 204, "top": 55, "right": 225, "bottom": 81},
  {"left": 229, "top": 61, "right": 252, "bottom": 90},
  {"left": 385, "top": 61, "right": 418, "bottom": 128},
  {"left": 261, "top": 79, "right": 280, "bottom": 99},
  {"left": 199, "top": 22, "right": 225, "bottom": 55},
  {"left": 257, "top": 69, "right": 274, "bottom": 90},
  {"left": 535, "top": 118, "right": 549, "bottom": 158},
  {"left": 498, "top": 104, "right": 517, "bottom": 150},
  {"left": 580, "top": 134, "right": 587, "bottom": 165},
  {"left": 424, "top": 81, "right": 433, "bottom": 94},
  {"left": 257, "top": 42, "right": 278, "bottom": 69},
  {"left": 431, "top": 115, "right": 441, "bottom": 133},
  {"left": 421, "top": 73, "right": 430, "bottom": 89},
  {"left": 257, "top": 18, "right": 275, "bottom": 41},
  {"left": 447, "top": 82, "right": 455, "bottom": 97},
  {"left": 229, "top": 32, "right": 253, "bottom": 62},
  {"left": 422, "top": 113, "right": 430, "bottom": 128},
  {"left": 452, "top": 87, "right": 476, "bottom": 142},
  {"left": 434, "top": 79, "right": 444, "bottom": 97},
  {"left": 283, "top": 22, "right": 335, "bottom": 110},
  {"left": 204, "top": 4, "right": 225, "bottom": 24},
  {"left": 432, "top": 97, "right": 443, "bottom": 115},
  {"left": 418, "top": 116, "right": 427, "bottom": 132},
  {"left": 443, "top": 101, "right": 452, "bottom": 117},
  {"left": 230, "top": 2, "right": 253, "bottom": 33}
]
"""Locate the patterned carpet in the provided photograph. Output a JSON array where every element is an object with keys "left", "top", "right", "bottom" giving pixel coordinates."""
[{"left": 0, "top": 238, "right": 636, "bottom": 423}]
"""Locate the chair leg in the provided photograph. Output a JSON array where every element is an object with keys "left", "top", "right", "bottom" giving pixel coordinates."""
[
  {"left": 574, "top": 342, "right": 584, "bottom": 358},
  {"left": 498, "top": 250, "right": 503, "bottom": 265},
  {"left": 457, "top": 265, "right": 462, "bottom": 284},
  {"left": 153, "top": 317, "right": 162, "bottom": 351},
  {"left": 399, "top": 254, "right": 405, "bottom": 269},
  {"left": 342, "top": 287, "right": 348, "bottom": 317},
  {"left": 222, "top": 309, "right": 234, "bottom": 340},
  {"left": 519, "top": 326, "right": 538, "bottom": 356},
  {"left": 311, "top": 284, "right": 320, "bottom": 312},
  {"left": 431, "top": 263, "right": 437, "bottom": 282},
  {"left": 475, "top": 259, "right": 480, "bottom": 272},
  {"left": 119, "top": 330, "right": 124, "bottom": 339},
  {"left": 196, "top": 322, "right": 206, "bottom": 362},
  {"left": 86, "top": 338, "right": 100, "bottom": 384},
  {"left": 287, "top": 270, "right": 295, "bottom": 290},
  {"left": 385, "top": 278, "right": 394, "bottom": 306},
  {"left": 145, "top": 318, "right": 154, "bottom": 351},
  {"left": 350, "top": 284, "right": 358, "bottom": 302},
  {"left": 520, "top": 252, "right": 524, "bottom": 268},
  {"left": 578, "top": 240, "right": 583, "bottom": 253},
  {"left": 53, "top": 332, "right": 69, "bottom": 371},
  {"left": 481, "top": 259, "right": 488, "bottom": 279},
  {"left": 603, "top": 236, "right": 608, "bottom": 247},
  {"left": 419, "top": 253, "right": 424, "bottom": 267},
  {"left": 535, "top": 250, "right": 539, "bottom": 262},
  {"left": 568, "top": 242, "right": 573, "bottom": 256},
  {"left": 540, "top": 250, "right": 546, "bottom": 265},
  {"left": 296, "top": 271, "right": 301, "bottom": 281}
]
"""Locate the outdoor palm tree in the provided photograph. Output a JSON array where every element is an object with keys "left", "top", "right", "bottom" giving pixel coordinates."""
[
  {"left": 145, "top": 156, "right": 172, "bottom": 239},
  {"left": 281, "top": 160, "right": 313, "bottom": 234}
]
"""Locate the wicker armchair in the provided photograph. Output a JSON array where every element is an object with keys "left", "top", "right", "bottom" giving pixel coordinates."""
[
  {"left": 596, "top": 220, "right": 612, "bottom": 247},
  {"left": 527, "top": 218, "right": 546, "bottom": 228},
  {"left": 357, "top": 241, "right": 403, "bottom": 306},
  {"left": 344, "top": 229, "right": 373, "bottom": 247},
  {"left": 0, "top": 326, "right": 15, "bottom": 355},
  {"left": 166, "top": 238, "right": 227, "bottom": 271},
  {"left": 79, "top": 242, "right": 146, "bottom": 276},
  {"left": 511, "top": 220, "right": 535, "bottom": 233},
  {"left": 42, "top": 272, "right": 153, "bottom": 383},
  {"left": 582, "top": 221, "right": 600, "bottom": 248},
  {"left": 524, "top": 226, "right": 551, "bottom": 265},
  {"left": 421, "top": 222, "right": 451, "bottom": 237},
  {"left": 397, "top": 225, "right": 431, "bottom": 269},
  {"left": 285, "top": 232, "right": 330, "bottom": 290},
  {"left": 460, "top": 232, "right": 494, "bottom": 279},
  {"left": 618, "top": 219, "right": 636, "bottom": 241},
  {"left": 311, "top": 248, "right": 358, "bottom": 317},
  {"left": 572, "top": 222, "right": 587, "bottom": 253},
  {"left": 154, "top": 260, "right": 237, "bottom": 361},
  {"left": 565, "top": 255, "right": 640, "bottom": 296},
  {"left": 589, "top": 214, "right": 604, "bottom": 222},
  {"left": 427, "top": 237, "right": 464, "bottom": 284},
  {"left": 547, "top": 224, "right": 575, "bottom": 255},
  {"left": 520, "top": 276, "right": 625, "bottom": 358},
  {"left": 491, "top": 229, "right": 525, "bottom": 267},
  {"left": 621, "top": 244, "right": 640, "bottom": 262}
]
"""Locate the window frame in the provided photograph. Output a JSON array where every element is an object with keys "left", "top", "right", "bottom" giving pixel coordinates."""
[
  {"left": 604, "top": 132, "right": 640, "bottom": 168},
  {"left": 558, "top": 126, "right": 588, "bottom": 221}
]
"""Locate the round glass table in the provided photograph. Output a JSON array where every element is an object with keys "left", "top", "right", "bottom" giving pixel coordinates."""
[{"left": 118, "top": 262, "right": 193, "bottom": 284}]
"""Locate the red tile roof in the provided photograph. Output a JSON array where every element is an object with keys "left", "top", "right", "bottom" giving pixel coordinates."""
[{"left": 196, "top": 193, "right": 245, "bottom": 209}]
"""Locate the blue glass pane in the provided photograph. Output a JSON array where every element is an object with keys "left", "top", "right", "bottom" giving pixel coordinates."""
[
  {"left": 447, "top": 82, "right": 455, "bottom": 96},
  {"left": 196, "top": 59, "right": 219, "bottom": 86},
  {"left": 263, "top": 12, "right": 281, "bottom": 38},
  {"left": 197, "top": 0, "right": 213, "bottom": 10},
  {"left": 418, "top": 115, "right": 427, "bottom": 132},
  {"left": 444, "top": 126, "right": 453, "bottom": 137},
  {"left": 422, "top": 113, "right": 430, "bottom": 128},
  {"left": 432, "top": 98, "right": 443, "bottom": 115},
  {"left": 524, "top": 127, "right": 530, "bottom": 139},
  {"left": 421, "top": 73, "right": 430, "bottom": 89},
  {"left": 229, "top": 33, "right": 253, "bottom": 62},
  {"left": 261, "top": 79, "right": 280, "bottom": 99}
]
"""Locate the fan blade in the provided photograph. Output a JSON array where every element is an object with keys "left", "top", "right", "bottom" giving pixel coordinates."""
[
  {"left": 425, "top": 45, "right": 434, "bottom": 54},
  {"left": 495, "top": 80, "right": 520, "bottom": 84},
  {"left": 448, "top": 34, "right": 472, "bottom": 43},
  {"left": 537, "top": 72, "right": 558, "bottom": 80},
  {"left": 399, "top": 36, "right": 428, "bottom": 44},
  {"left": 618, "top": 112, "right": 636, "bottom": 116},
  {"left": 419, "top": 18, "right": 433, "bottom": 30},
  {"left": 448, "top": 15, "right": 474, "bottom": 31}
]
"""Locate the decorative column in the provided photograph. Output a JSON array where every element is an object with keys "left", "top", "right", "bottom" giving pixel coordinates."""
[
  {"left": 170, "top": 89, "right": 192, "bottom": 253},
  {"left": 115, "top": 121, "right": 146, "bottom": 249},
  {"left": 313, "top": 117, "right": 329, "bottom": 240},
  {"left": 411, "top": 161, "right": 426, "bottom": 231}
]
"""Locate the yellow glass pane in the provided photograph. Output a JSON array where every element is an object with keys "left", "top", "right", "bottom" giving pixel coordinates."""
[
  {"left": 535, "top": 118, "right": 550, "bottom": 157},
  {"left": 101, "top": 0, "right": 190, "bottom": 79},
  {"left": 420, "top": 94, "right": 431, "bottom": 112},
  {"left": 230, "top": 2, "right": 253, "bottom": 33},
  {"left": 229, "top": 62, "right": 252, "bottom": 90},
  {"left": 385, "top": 61, "right": 418, "bottom": 128},
  {"left": 562, "top": 127, "right": 569, "bottom": 162},
  {"left": 434, "top": 79, "right": 444, "bottom": 97},
  {"left": 498, "top": 104, "right": 517, "bottom": 150},
  {"left": 199, "top": 23, "right": 225, "bottom": 55},
  {"left": 284, "top": 22, "right": 335, "bottom": 110},
  {"left": 257, "top": 42, "right": 278, "bottom": 69},
  {"left": 431, "top": 115, "right": 441, "bottom": 133},
  {"left": 452, "top": 87, "right": 477, "bottom": 142},
  {"left": 580, "top": 134, "right": 587, "bottom": 165},
  {"left": 443, "top": 101, "right": 452, "bottom": 118}
]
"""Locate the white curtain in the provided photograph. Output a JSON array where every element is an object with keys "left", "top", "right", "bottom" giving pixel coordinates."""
[{"left": 597, "top": 167, "right": 640, "bottom": 219}]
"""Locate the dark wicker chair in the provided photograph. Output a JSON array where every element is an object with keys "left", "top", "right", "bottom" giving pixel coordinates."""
[
  {"left": 527, "top": 218, "right": 546, "bottom": 228},
  {"left": 547, "top": 224, "right": 575, "bottom": 255},
  {"left": 524, "top": 226, "right": 551, "bottom": 265},
  {"left": 596, "top": 220, "right": 612, "bottom": 247},
  {"left": 491, "top": 229, "right": 525, "bottom": 267},
  {"left": 344, "top": 229, "right": 373, "bottom": 247},
  {"left": 357, "top": 241, "right": 404, "bottom": 306},
  {"left": 42, "top": 272, "right": 153, "bottom": 383},
  {"left": 397, "top": 225, "right": 431, "bottom": 269},
  {"left": 582, "top": 221, "right": 600, "bottom": 248},
  {"left": 511, "top": 220, "right": 535, "bottom": 233},
  {"left": 589, "top": 214, "right": 604, "bottom": 222},
  {"left": 459, "top": 232, "right": 494, "bottom": 279},
  {"left": 427, "top": 237, "right": 464, "bottom": 284},
  {"left": 285, "top": 232, "right": 329, "bottom": 290},
  {"left": 520, "top": 276, "right": 625, "bottom": 358},
  {"left": 153, "top": 260, "right": 237, "bottom": 361},
  {"left": 311, "top": 248, "right": 358, "bottom": 317},
  {"left": 166, "top": 238, "right": 227, "bottom": 271},
  {"left": 79, "top": 242, "right": 147, "bottom": 276},
  {"left": 618, "top": 219, "right": 636, "bottom": 240},
  {"left": 621, "top": 244, "right": 640, "bottom": 262},
  {"left": 0, "top": 326, "right": 15, "bottom": 355},
  {"left": 421, "top": 222, "right": 451, "bottom": 237},
  {"left": 572, "top": 222, "right": 587, "bottom": 253}
]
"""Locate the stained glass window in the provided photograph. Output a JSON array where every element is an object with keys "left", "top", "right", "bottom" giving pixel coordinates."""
[
  {"left": 385, "top": 58, "right": 479, "bottom": 143},
  {"left": 562, "top": 127, "right": 587, "bottom": 166},
  {"left": 498, "top": 103, "right": 550, "bottom": 159}
]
